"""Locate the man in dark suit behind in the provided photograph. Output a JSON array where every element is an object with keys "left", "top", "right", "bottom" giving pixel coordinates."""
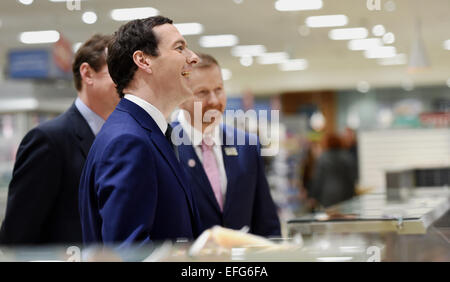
[
  {"left": 0, "top": 34, "right": 119, "bottom": 245},
  {"left": 78, "top": 16, "right": 201, "bottom": 248},
  {"left": 172, "top": 53, "right": 281, "bottom": 237}
]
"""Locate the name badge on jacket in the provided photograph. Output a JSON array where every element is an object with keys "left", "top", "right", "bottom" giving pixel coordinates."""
[{"left": 224, "top": 147, "right": 238, "bottom": 156}]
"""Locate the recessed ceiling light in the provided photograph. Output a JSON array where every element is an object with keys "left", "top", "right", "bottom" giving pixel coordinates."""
[
  {"left": 199, "top": 35, "right": 238, "bottom": 48},
  {"left": 20, "top": 30, "right": 60, "bottom": 44},
  {"left": 348, "top": 38, "right": 382, "bottom": 50},
  {"left": 221, "top": 68, "right": 232, "bottom": 80},
  {"left": 110, "top": 7, "right": 159, "bottom": 21},
  {"left": 82, "top": 11, "right": 97, "bottom": 24},
  {"left": 240, "top": 56, "right": 253, "bottom": 67},
  {"left": 18, "top": 0, "right": 33, "bottom": 5},
  {"left": 357, "top": 81, "right": 370, "bottom": 93},
  {"left": 329, "top": 28, "right": 368, "bottom": 40},
  {"left": 231, "top": 45, "right": 266, "bottom": 57},
  {"left": 173, "top": 23, "right": 204, "bottom": 36},
  {"left": 364, "top": 46, "right": 397, "bottom": 59},
  {"left": 383, "top": 32, "right": 395, "bottom": 44},
  {"left": 443, "top": 40, "right": 450, "bottom": 50},
  {"left": 372, "top": 25, "right": 386, "bottom": 36},
  {"left": 257, "top": 52, "right": 289, "bottom": 65},
  {"left": 275, "top": 0, "right": 323, "bottom": 11},
  {"left": 279, "top": 59, "right": 308, "bottom": 71},
  {"left": 305, "top": 15, "right": 348, "bottom": 28}
]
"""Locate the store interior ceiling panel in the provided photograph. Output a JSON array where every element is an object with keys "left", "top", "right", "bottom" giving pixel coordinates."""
[{"left": 1, "top": 0, "right": 450, "bottom": 95}]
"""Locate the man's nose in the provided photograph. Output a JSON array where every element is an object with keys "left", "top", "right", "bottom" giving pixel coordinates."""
[
  {"left": 187, "top": 49, "right": 199, "bottom": 64},
  {"left": 206, "top": 91, "right": 220, "bottom": 106}
]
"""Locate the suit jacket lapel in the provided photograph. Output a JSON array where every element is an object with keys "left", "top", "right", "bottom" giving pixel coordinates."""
[
  {"left": 117, "top": 99, "right": 196, "bottom": 217},
  {"left": 68, "top": 103, "right": 95, "bottom": 158},
  {"left": 221, "top": 125, "right": 239, "bottom": 213}
]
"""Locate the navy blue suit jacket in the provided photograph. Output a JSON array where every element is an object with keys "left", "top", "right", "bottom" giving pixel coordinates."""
[
  {"left": 172, "top": 122, "right": 281, "bottom": 237},
  {"left": 0, "top": 104, "right": 94, "bottom": 245},
  {"left": 79, "top": 99, "right": 201, "bottom": 248}
]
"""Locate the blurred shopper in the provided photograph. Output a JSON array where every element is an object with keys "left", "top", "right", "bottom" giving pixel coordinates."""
[
  {"left": 172, "top": 53, "right": 281, "bottom": 237},
  {"left": 342, "top": 127, "right": 359, "bottom": 181},
  {"left": 299, "top": 140, "right": 321, "bottom": 211},
  {"left": 0, "top": 34, "right": 118, "bottom": 245},
  {"left": 310, "top": 132, "right": 357, "bottom": 208},
  {"left": 78, "top": 16, "right": 202, "bottom": 247}
]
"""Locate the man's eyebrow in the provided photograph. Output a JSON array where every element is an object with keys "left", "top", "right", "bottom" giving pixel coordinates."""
[{"left": 172, "top": 39, "right": 187, "bottom": 47}]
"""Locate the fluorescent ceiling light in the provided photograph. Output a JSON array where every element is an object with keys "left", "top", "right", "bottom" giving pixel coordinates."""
[
  {"left": 279, "top": 59, "right": 308, "bottom": 71},
  {"left": 378, "top": 54, "right": 407, "bottom": 65},
  {"left": 110, "top": 7, "right": 159, "bottom": 21},
  {"left": 221, "top": 68, "right": 232, "bottom": 81},
  {"left": 275, "top": 0, "right": 323, "bottom": 11},
  {"left": 199, "top": 34, "right": 238, "bottom": 48},
  {"left": 443, "top": 39, "right": 450, "bottom": 50},
  {"left": 231, "top": 45, "right": 266, "bottom": 57},
  {"left": 348, "top": 38, "right": 382, "bottom": 50},
  {"left": 305, "top": 15, "right": 348, "bottom": 28},
  {"left": 257, "top": 52, "right": 289, "bottom": 65},
  {"left": 329, "top": 28, "right": 368, "bottom": 40},
  {"left": 20, "top": 30, "right": 60, "bottom": 44},
  {"left": 364, "top": 46, "right": 397, "bottom": 59},
  {"left": 82, "top": 11, "right": 97, "bottom": 24},
  {"left": 173, "top": 23, "right": 204, "bottom": 36}
]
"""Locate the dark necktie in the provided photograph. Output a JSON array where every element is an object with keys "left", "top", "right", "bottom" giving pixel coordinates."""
[{"left": 165, "top": 124, "right": 179, "bottom": 161}]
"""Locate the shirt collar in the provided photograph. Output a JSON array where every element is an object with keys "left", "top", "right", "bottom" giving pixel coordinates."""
[
  {"left": 124, "top": 94, "right": 168, "bottom": 134},
  {"left": 75, "top": 97, "right": 105, "bottom": 136},
  {"left": 178, "top": 110, "right": 221, "bottom": 146}
]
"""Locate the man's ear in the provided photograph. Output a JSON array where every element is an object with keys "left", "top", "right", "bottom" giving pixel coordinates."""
[
  {"left": 132, "top": 50, "right": 152, "bottom": 74},
  {"left": 80, "top": 62, "right": 94, "bottom": 86}
]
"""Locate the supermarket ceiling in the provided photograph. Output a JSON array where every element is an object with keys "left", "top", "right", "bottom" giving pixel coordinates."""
[{"left": 1, "top": 0, "right": 450, "bottom": 95}]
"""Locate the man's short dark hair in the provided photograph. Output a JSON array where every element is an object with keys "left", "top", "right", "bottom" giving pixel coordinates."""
[
  {"left": 107, "top": 15, "right": 173, "bottom": 98},
  {"left": 195, "top": 53, "right": 220, "bottom": 69},
  {"left": 72, "top": 34, "right": 112, "bottom": 91}
]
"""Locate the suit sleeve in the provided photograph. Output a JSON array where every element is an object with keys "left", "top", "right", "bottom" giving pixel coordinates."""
[
  {"left": 95, "top": 134, "right": 157, "bottom": 248},
  {"left": 250, "top": 141, "right": 282, "bottom": 237},
  {"left": 0, "top": 128, "right": 62, "bottom": 245}
]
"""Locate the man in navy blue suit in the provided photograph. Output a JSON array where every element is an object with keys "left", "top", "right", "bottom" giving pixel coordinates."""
[
  {"left": 0, "top": 34, "right": 119, "bottom": 245},
  {"left": 78, "top": 16, "right": 201, "bottom": 247},
  {"left": 172, "top": 54, "right": 281, "bottom": 237}
]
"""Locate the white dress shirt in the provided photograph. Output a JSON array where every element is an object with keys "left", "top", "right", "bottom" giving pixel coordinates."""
[
  {"left": 178, "top": 110, "right": 228, "bottom": 199},
  {"left": 75, "top": 97, "right": 105, "bottom": 136},
  {"left": 124, "top": 94, "right": 168, "bottom": 134}
]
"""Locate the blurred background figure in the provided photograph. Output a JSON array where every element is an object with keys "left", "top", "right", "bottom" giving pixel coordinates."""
[
  {"left": 341, "top": 127, "right": 359, "bottom": 181},
  {"left": 299, "top": 140, "right": 321, "bottom": 211},
  {"left": 0, "top": 34, "right": 118, "bottom": 246},
  {"left": 310, "top": 132, "right": 357, "bottom": 208}
]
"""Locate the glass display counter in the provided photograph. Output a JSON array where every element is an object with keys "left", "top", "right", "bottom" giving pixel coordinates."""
[{"left": 287, "top": 187, "right": 450, "bottom": 261}]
